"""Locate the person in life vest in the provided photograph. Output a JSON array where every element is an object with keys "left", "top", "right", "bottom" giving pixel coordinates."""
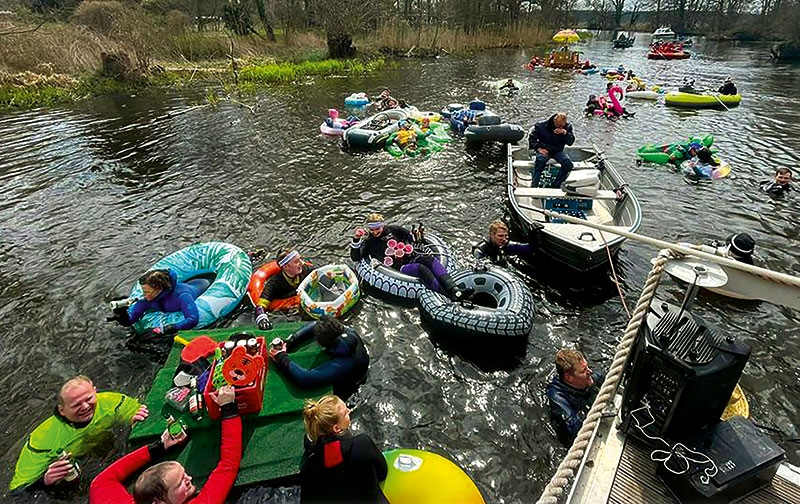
[
  {"left": 300, "top": 394, "right": 388, "bottom": 503},
  {"left": 9, "top": 376, "right": 147, "bottom": 491},
  {"left": 89, "top": 385, "right": 241, "bottom": 504}
]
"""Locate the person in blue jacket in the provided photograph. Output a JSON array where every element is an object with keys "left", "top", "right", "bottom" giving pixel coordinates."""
[
  {"left": 528, "top": 112, "right": 576, "bottom": 188},
  {"left": 269, "top": 317, "right": 369, "bottom": 399},
  {"left": 546, "top": 348, "right": 605, "bottom": 445},
  {"left": 113, "top": 269, "right": 208, "bottom": 335}
]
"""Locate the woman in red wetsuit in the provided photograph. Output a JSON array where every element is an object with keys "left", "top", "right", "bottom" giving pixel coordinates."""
[{"left": 89, "top": 386, "right": 241, "bottom": 504}]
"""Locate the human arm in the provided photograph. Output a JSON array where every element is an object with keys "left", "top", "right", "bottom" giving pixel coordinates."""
[
  {"left": 172, "top": 292, "right": 200, "bottom": 331},
  {"left": 111, "top": 393, "right": 144, "bottom": 424},
  {"left": 192, "top": 388, "right": 242, "bottom": 504},
  {"left": 564, "top": 124, "right": 575, "bottom": 146},
  {"left": 125, "top": 299, "right": 150, "bottom": 326},
  {"left": 354, "top": 435, "right": 388, "bottom": 482},
  {"left": 505, "top": 241, "right": 533, "bottom": 256},
  {"left": 350, "top": 229, "right": 367, "bottom": 262},
  {"left": 271, "top": 353, "right": 354, "bottom": 389},
  {"left": 283, "top": 322, "right": 317, "bottom": 352}
]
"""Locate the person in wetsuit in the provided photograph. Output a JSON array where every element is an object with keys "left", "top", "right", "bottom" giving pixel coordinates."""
[
  {"left": 300, "top": 395, "right": 388, "bottom": 504},
  {"left": 472, "top": 221, "right": 532, "bottom": 268},
  {"left": 760, "top": 167, "right": 792, "bottom": 197},
  {"left": 10, "top": 376, "right": 147, "bottom": 492},
  {"left": 90, "top": 385, "right": 240, "bottom": 504},
  {"left": 718, "top": 77, "right": 738, "bottom": 95},
  {"left": 499, "top": 78, "right": 519, "bottom": 91},
  {"left": 270, "top": 317, "right": 370, "bottom": 399},
  {"left": 111, "top": 269, "right": 209, "bottom": 336},
  {"left": 255, "top": 249, "right": 313, "bottom": 330},
  {"left": 350, "top": 213, "right": 471, "bottom": 301},
  {"left": 546, "top": 349, "right": 605, "bottom": 445}
]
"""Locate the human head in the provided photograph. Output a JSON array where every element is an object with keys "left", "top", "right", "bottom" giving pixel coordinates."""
[
  {"left": 58, "top": 376, "right": 97, "bottom": 423},
  {"left": 488, "top": 220, "right": 509, "bottom": 247},
  {"left": 134, "top": 461, "right": 195, "bottom": 504},
  {"left": 277, "top": 250, "right": 303, "bottom": 277},
  {"left": 380, "top": 88, "right": 389, "bottom": 98},
  {"left": 139, "top": 270, "right": 171, "bottom": 301},
  {"left": 726, "top": 233, "right": 755, "bottom": 260},
  {"left": 606, "top": 82, "right": 613, "bottom": 91},
  {"left": 387, "top": 99, "right": 398, "bottom": 108},
  {"left": 313, "top": 317, "right": 346, "bottom": 349},
  {"left": 554, "top": 112, "right": 568, "bottom": 128},
  {"left": 555, "top": 349, "right": 594, "bottom": 389},
  {"left": 688, "top": 142, "right": 702, "bottom": 155},
  {"left": 303, "top": 394, "right": 350, "bottom": 443},
  {"left": 365, "top": 212, "right": 386, "bottom": 237},
  {"left": 775, "top": 167, "right": 792, "bottom": 185}
]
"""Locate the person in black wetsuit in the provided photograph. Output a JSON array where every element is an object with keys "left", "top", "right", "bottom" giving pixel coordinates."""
[
  {"left": 255, "top": 249, "right": 313, "bottom": 330},
  {"left": 546, "top": 349, "right": 605, "bottom": 445},
  {"left": 472, "top": 221, "right": 532, "bottom": 268},
  {"left": 269, "top": 317, "right": 369, "bottom": 399},
  {"left": 350, "top": 212, "right": 471, "bottom": 301},
  {"left": 760, "top": 167, "right": 792, "bottom": 197},
  {"left": 718, "top": 77, "right": 738, "bottom": 95},
  {"left": 300, "top": 395, "right": 389, "bottom": 504}
]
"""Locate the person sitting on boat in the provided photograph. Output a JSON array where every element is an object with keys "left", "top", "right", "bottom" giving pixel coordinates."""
[
  {"left": 89, "top": 385, "right": 241, "bottom": 504},
  {"left": 269, "top": 317, "right": 370, "bottom": 399},
  {"left": 10, "top": 375, "right": 147, "bottom": 491},
  {"left": 546, "top": 349, "right": 605, "bottom": 445},
  {"left": 760, "top": 167, "right": 792, "bottom": 197},
  {"left": 714, "top": 232, "right": 756, "bottom": 265},
  {"left": 472, "top": 221, "right": 533, "bottom": 268},
  {"left": 718, "top": 77, "right": 738, "bottom": 95},
  {"left": 450, "top": 107, "right": 476, "bottom": 134},
  {"left": 528, "top": 112, "right": 576, "bottom": 188},
  {"left": 678, "top": 77, "right": 699, "bottom": 94},
  {"left": 499, "top": 78, "right": 519, "bottom": 91},
  {"left": 255, "top": 249, "right": 313, "bottom": 330},
  {"left": 300, "top": 394, "right": 389, "bottom": 504},
  {"left": 350, "top": 213, "right": 471, "bottom": 301},
  {"left": 111, "top": 269, "right": 209, "bottom": 336}
]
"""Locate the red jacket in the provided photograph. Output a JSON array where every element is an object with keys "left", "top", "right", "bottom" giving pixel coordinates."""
[{"left": 89, "top": 416, "right": 242, "bottom": 504}]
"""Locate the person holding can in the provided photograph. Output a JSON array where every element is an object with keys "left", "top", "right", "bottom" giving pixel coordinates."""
[
  {"left": 255, "top": 249, "right": 314, "bottom": 330},
  {"left": 269, "top": 317, "right": 369, "bottom": 399},
  {"left": 9, "top": 375, "right": 148, "bottom": 491},
  {"left": 89, "top": 385, "right": 241, "bottom": 504}
]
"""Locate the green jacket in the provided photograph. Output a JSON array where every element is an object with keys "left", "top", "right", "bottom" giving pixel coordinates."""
[{"left": 9, "top": 392, "right": 140, "bottom": 490}]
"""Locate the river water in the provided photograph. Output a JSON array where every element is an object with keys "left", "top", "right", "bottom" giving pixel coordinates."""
[{"left": 1, "top": 34, "right": 799, "bottom": 503}]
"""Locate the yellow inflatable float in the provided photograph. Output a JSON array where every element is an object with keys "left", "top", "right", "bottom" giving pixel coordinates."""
[
  {"left": 381, "top": 449, "right": 485, "bottom": 504},
  {"left": 665, "top": 92, "right": 742, "bottom": 109}
]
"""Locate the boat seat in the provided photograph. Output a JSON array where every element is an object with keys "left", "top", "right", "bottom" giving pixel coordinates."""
[
  {"left": 513, "top": 159, "right": 596, "bottom": 170},
  {"left": 514, "top": 187, "right": 618, "bottom": 199}
]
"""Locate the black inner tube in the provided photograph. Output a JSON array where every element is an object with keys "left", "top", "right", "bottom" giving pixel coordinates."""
[{"left": 470, "top": 291, "right": 498, "bottom": 309}]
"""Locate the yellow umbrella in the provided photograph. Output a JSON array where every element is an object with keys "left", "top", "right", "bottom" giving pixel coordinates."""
[{"left": 553, "top": 29, "right": 580, "bottom": 43}]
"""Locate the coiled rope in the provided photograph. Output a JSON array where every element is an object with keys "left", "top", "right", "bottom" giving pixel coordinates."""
[{"left": 535, "top": 251, "right": 672, "bottom": 504}]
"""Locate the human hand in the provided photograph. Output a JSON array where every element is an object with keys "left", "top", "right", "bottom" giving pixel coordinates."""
[
  {"left": 131, "top": 405, "right": 149, "bottom": 425},
  {"left": 269, "top": 341, "right": 287, "bottom": 359},
  {"left": 213, "top": 385, "right": 235, "bottom": 406},
  {"left": 152, "top": 326, "right": 163, "bottom": 335},
  {"left": 353, "top": 228, "right": 366, "bottom": 240},
  {"left": 43, "top": 459, "right": 73, "bottom": 486},
  {"left": 555, "top": 128, "right": 567, "bottom": 135},
  {"left": 537, "top": 148, "right": 549, "bottom": 155},
  {"left": 160, "top": 427, "right": 188, "bottom": 449}
]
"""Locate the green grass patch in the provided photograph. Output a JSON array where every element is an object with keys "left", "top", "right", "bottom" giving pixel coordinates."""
[{"left": 238, "top": 58, "right": 386, "bottom": 84}]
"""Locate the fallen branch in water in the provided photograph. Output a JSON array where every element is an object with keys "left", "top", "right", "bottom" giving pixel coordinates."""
[{"left": 0, "top": 21, "right": 46, "bottom": 36}]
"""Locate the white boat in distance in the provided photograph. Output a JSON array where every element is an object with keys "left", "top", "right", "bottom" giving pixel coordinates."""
[{"left": 652, "top": 26, "right": 676, "bottom": 39}]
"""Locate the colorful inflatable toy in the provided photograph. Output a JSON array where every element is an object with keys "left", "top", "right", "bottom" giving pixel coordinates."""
[
  {"left": 344, "top": 92, "right": 370, "bottom": 107},
  {"left": 320, "top": 109, "right": 358, "bottom": 136},
  {"left": 637, "top": 134, "right": 715, "bottom": 164},
  {"left": 297, "top": 264, "right": 360, "bottom": 319},
  {"left": 664, "top": 92, "right": 742, "bottom": 109},
  {"left": 380, "top": 449, "right": 485, "bottom": 504},
  {"left": 129, "top": 242, "right": 252, "bottom": 333},
  {"left": 246, "top": 259, "right": 313, "bottom": 312},
  {"left": 681, "top": 158, "right": 732, "bottom": 180}
]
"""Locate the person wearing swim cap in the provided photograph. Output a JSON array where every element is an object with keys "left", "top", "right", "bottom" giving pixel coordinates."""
[
  {"left": 255, "top": 249, "right": 313, "bottom": 330},
  {"left": 350, "top": 213, "right": 472, "bottom": 301}
]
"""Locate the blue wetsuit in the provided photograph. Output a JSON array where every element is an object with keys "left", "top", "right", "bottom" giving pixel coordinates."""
[
  {"left": 546, "top": 370, "right": 605, "bottom": 445},
  {"left": 272, "top": 322, "right": 370, "bottom": 398},
  {"left": 123, "top": 269, "right": 208, "bottom": 332}
]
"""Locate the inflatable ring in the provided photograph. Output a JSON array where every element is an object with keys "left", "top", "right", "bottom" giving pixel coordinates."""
[
  {"left": 130, "top": 242, "right": 252, "bottom": 333},
  {"left": 246, "top": 259, "right": 313, "bottom": 311},
  {"left": 680, "top": 158, "right": 731, "bottom": 180},
  {"left": 381, "top": 448, "right": 485, "bottom": 504},
  {"left": 418, "top": 266, "right": 534, "bottom": 340},
  {"left": 353, "top": 233, "right": 455, "bottom": 303},
  {"left": 298, "top": 264, "right": 361, "bottom": 319},
  {"left": 410, "top": 111, "right": 443, "bottom": 123},
  {"left": 344, "top": 92, "right": 370, "bottom": 107}
]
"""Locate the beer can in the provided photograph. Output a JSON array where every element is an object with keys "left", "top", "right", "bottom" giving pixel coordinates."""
[
  {"left": 271, "top": 337, "right": 283, "bottom": 351},
  {"left": 247, "top": 338, "right": 259, "bottom": 354}
]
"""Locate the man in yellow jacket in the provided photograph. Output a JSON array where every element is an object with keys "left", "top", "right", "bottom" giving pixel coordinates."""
[{"left": 9, "top": 375, "right": 147, "bottom": 491}]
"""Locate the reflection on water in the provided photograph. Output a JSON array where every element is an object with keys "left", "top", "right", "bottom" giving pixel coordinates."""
[{"left": 1, "top": 35, "right": 800, "bottom": 503}]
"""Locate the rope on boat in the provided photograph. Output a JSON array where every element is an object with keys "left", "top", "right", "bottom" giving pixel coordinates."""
[{"left": 535, "top": 251, "right": 672, "bottom": 504}]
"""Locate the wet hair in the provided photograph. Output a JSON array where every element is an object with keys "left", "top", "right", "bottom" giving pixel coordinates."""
[
  {"left": 134, "top": 461, "right": 180, "bottom": 504},
  {"left": 303, "top": 395, "right": 343, "bottom": 442},
  {"left": 366, "top": 212, "right": 385, "bottom": 224},
  {"left": 696, "top": 147, "right": 718, "bottom": 166},
  {"left": 58, "top": 375, "right": 93, "bottom": 406},
  {"left": 139, "top": 270, "right": 172, "bottom": 291},
  {"left": 555, "top": 349, "right": 585, "bottom": 380},
  {"left": 314, "top": 317, "right": 346, "bottom": 349},
  {"left": 488, "top": 220, "right": 509, "bottom": 235},
  {"left": 776, "top": 167, "right": 792, "bottom": 177}
]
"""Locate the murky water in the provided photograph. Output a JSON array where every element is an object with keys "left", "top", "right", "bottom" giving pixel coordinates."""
[{"left": 1, "top": 34, "right": 800, "bottom": 503}]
